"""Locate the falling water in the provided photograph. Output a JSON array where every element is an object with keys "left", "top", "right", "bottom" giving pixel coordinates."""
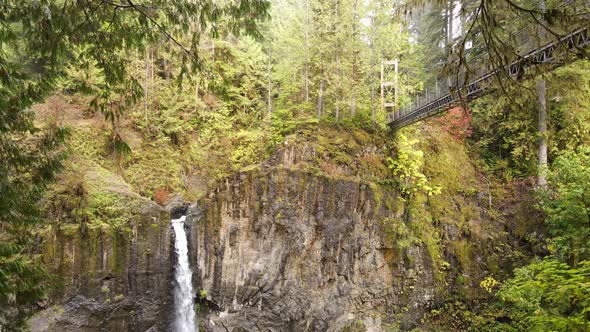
[{"left": 172, "top": 216, "right": 197, "bottom": 332}]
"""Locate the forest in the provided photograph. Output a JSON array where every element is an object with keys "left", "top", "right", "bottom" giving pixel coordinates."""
[{"left": 1, "top": 0, "right": 589, "bottom": 331}]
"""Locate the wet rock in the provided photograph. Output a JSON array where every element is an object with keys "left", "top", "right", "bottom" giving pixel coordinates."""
[
  {"left": 188, "top": 168, "right": 418, "bottom": 331},
  {"left": 166, "top": 195, "right": 190, "bottom": 219},
  {"left": 31, "top": 175, "right": 174, "bottom": 331}
]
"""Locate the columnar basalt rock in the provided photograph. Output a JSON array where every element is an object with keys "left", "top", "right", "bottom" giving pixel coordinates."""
[
  {"left": 184, "top": 166, "right": 444, "bottom": 331},
  {"left": 30, "top": 196, "right": 174, "bottom": 331}
]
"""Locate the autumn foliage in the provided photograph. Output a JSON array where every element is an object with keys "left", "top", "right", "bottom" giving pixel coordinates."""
[
  {"left": 434, "top": 106, "right": 473, "bottom": 140},
  {"left": 154, "top": 188, "right": 170, "bottom": 206}
]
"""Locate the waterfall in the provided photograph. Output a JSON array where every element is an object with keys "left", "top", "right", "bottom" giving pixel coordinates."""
[{"left": 172, "top": 216, "right": 198, "bottom": 332}]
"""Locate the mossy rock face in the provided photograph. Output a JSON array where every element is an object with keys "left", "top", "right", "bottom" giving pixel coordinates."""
[
  {"left": 272, "top": 123, "right": 390, "bottom": 181},
  {"left": 181, "top": 135, "right": 534, "bottom": 331},
  {"left": 144, "top": 122, "right": 535, "bottom": 331},
  {"left": 32, "top": 161, "right": 174, "bottom": 331}
]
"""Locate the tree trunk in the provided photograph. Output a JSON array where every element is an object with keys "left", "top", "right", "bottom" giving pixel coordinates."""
[
  {"left": 447, "top": 0, "right": 454, "bottom": 46},
  {"left": 144, "top": 48, "right": 149, "bottom": 121},
  {"left": 446, "top": 0, "right": 454, "bottom": 88},
  {"left": 267, "top": 46, "right": 272, "bottom": 114},
  {"left": 150, "top": 49, "right": 154, "bottom": 80},
  {"left": 334, "top": 0, "right": 340, "bottom": 120},
  {"left": 305, "top": 0, "right": 310, "bottom": 102},
  {"left": 536, "top": 1, "right": 548, "bottom": 188},
  {"left": 371, "top": 80, "right": 375, "bottom": 128},
  {"left": 381, "top": 61, "right": 384, "bottom": 113},
  {"left": 195, "top": 76, "right": 199, "bottom": 101},
  {"left": 317, "top": 79, "right": 324, "bottom": 119},
  {"left": 351, "top": 92, "right": 356, "bottom": 118},
  {"left": 537, "top": 79, "right": 548, "bottom": 187},
  {"left": 335, "top": 81, "right": 340, "bottom": 119},
  {"left": 350, "top": 0, "right": 359, "bottom": 118},
  {"left": 212, "top": 40, "right": 215, "bottom": 62},
  {"left": 370, "top": 14, "right": 377, "bottom": 128}
]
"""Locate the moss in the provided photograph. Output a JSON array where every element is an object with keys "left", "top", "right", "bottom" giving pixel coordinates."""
[
  {"left": 451, "top": 239, "right": 473, "bottom": 295},
  {"left": 485, "top": 254, "right": 500, "bottom": 275},
  {"left": 408, "top": 197, "right": 445, "bottom": 283},
  {"left": 240, "top": 164, "right": 262, "bottom": 173},
  {"left": 380, "top": 217, "right": 416, "bottom": 252},
  {"left": 384, "top": 194, "right": 395, "bottom": 213},
  {"left": 453, "top": 240, "right": 472, "bottom": 269},
  {"left": 417, "top": 125, "right": 479, "bottom": 196},
  {"left": 284, "top": 122, "right": 389, "bottom": 181},
  {"left": 392, "top": 124, "right": 521, "bottom": 292},
  {"left": 68, "top": 127, "right": 109, "bottom": 161},
  {"left": 122, "top": 139, "right": 185, "bottom": 197},
  {"left": 342, "top": 320, "right": 366, "bottom": 332},
  {"left": 41, "top": 155, "right": 159, "bottom": 299},
  {"left": 370, "top": 182, "right": 383, "bottom": 217},
  {"left": 112, "top": 229, "right": 129, "bottom": 277}
]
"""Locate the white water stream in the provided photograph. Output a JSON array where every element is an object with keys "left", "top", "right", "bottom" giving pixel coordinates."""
[{"left": 172, "top": 216, "right": 198, "bottom": 332}]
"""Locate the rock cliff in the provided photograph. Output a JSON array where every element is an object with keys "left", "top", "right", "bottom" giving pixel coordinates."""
[
  {"left": 30, "top": 126, "right": 533, "bottom": 331},
  {"left": 30, "top": 163, "right": 174, "bottom": 331},
  {"left": 181, "top": 131, "right": 529, "bottom": 331}
]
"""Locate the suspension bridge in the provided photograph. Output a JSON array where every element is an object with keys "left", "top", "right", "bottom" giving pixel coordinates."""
[{"left": 385, "top": 22, "right": 589, "bottom": 129}]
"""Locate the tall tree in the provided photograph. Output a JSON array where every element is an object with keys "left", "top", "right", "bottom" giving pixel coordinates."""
[
  {"left": 538, "top": 79, "right": 548, "bottom": 187},
  {"left": 267, "top": 46, "right": 273, "bottom": 114},
  {"left": 350, "top": 0, "right": 360, "bottom": 117},
  {"left": 537, "top": 0, "right": 548, "bottom": 187},
  {"left": 305, "top": 0, "right": 311, "bottom": 102}
]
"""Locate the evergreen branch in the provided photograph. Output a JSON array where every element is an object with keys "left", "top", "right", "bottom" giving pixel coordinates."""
[
  {"left": 102, "top": 0, "right": 134, "bottom": 9},
  {"left": 503, "top": 0, "right": 566, "bottom": 40},
  {"left": 125, "top": 0, "right": 194, "bottom": 58},
  {"left": 61, "top": 0, "right": 107, "bottom": 41}
]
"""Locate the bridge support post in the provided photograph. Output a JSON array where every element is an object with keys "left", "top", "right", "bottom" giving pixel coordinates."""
[{"left": 381, "top": 58, "right": 399, "bottom": 117}]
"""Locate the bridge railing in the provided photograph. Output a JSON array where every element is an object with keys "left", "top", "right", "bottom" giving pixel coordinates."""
[{"left": 388, "top": 0, "right": 589, "bottom": 128}]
